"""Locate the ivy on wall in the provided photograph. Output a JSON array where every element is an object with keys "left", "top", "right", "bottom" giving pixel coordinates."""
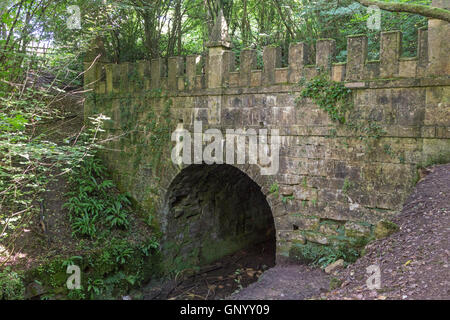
[
  {"left": 298, "top": 73, "right": 385, "bottom": 151},
  {"left": 299, "top": 73, "right": 353, "bottom": 124}
]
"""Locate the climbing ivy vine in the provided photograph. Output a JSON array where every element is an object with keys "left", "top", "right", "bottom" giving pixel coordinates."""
[
  {"left": 299, "top": 73, "right": 353, "bottom": 124},
  {"left": 298, "top": 73, "right": 386, "bottom": 151}
]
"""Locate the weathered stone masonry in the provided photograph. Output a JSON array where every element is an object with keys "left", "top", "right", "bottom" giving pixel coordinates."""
[{"left": 84, "top": 3, "right": 449, "bottom": 267}]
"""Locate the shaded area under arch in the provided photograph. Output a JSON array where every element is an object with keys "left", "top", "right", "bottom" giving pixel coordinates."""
[{"left": 161, "top": 164, "right": 276, "bottom": 272}]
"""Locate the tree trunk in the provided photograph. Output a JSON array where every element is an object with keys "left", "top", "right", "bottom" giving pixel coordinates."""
[{"left": 355, "top": 0, "right": 450, "bottom": 22}]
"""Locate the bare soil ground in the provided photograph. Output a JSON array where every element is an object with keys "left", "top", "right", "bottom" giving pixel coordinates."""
[
  {"left": 228, "top": 265, "right": 330, "bottom": 300},
  {"left": 326, "top": 163, "right": 450, "bottom": 300},
  {"left": 140, "top": 237, "right": 331, "bottom": 301}
]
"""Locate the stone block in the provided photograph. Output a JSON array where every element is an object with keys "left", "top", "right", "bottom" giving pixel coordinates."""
[
  {"left": 416, "top": 28, "right": 428, "bottom": 77},
  {"left": 186, "top": 54, "right": 201, "bottom": 90},
  {"left": 229, "top": 72, "right": 239, "bottom": 87},
  {"left": 275, "top": 68, "right": 288, "bottom": 84},
  {"left": 316, "top": 39, "right": 336, "bottom": 71},
  {"left": 250, "top": 70, "right": 262, "bottom": 87},
  {"left": 303, "top": 231, "right": 329, "bottom": 245},
  {"left": 319, "top": 223, "right": 340, "bottom": 236},
  {"left": 288, "top": 42, "right": 309, "bottom": 83},
  {"left": 288, "top": 214, "right": 320, "bottom": 231},
  {"left": 208, "top": 47, "right": 234, "bottom": 88},
  {"left": 364, "top": 61, "right": 380, "bottom": 79},
  {"left": 291, "top": 231, "right": 306, "bottom": 244},
  {"left": 393, "top": 88, "right": 426, "bottom": 126},
  {"left": 240, "top": 49, "right": 257, "bottom": 87},
  {"left": 346, "top": 35, "right": 367, "bottom": 81},
  {"left": 399, "top": 58, "right": 417, "bottom": 78},
  {"left": 168, "top": 56, "right": 183, "bottom": 90},
  {"left": 427, "top": 1, "right": 450, "bottom": 76},
  {"left": 374, "top": 219, "right": 399, "bottom": 239},
  {"left": 294, "top": 187, "right": 318, "bottom": 201},
  {"left": 344, "top": 221, "right": 371, "bottom": 238},
  {"left": 324, "top": 259, "right": 344, "bottom": 274},
  {"left": 151, "top": 58, "right": 164, "bottom": 89},
  {"left": 424, "top": 86, "right": 450, "bottom": 126},
  {"left": 119, "top": 62, "right": 129, "bottom": 92},
  {"left": 331, "top": 63, "right": 346, "bottom": 82},
  {"left": 380, "top": 31, "right": 402, "bottom": 78},
  {"left": 263, "top": 46, "right": 282, "bottom": 85}
]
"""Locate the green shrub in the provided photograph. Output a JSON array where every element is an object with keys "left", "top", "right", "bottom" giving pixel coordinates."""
[
  {"left": 299, "top": 74, "right": 385, "bottom": 150},
  {"left": 25, "top": 236, "right": 161, "bottom": 300},
  {"left": 289, "top": 242, "right": 359, "bottom": 268},
  {"left": 0, "top": 268, "right": 25, "bottom": 300},
  {"left": 299, "top": 73, "right": 353, "bottom": 124}
]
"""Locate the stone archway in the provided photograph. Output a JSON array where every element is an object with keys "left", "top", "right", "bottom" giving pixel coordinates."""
[{"left": 161, "top": 163, "right": 276, "bottom": 272}]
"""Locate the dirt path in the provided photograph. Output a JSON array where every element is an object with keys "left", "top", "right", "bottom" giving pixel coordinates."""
[
  {"left": 327, "top": 164, "right": 450, "bottom": 300},
  {"left": 228, "top": 265, "right": 330, "bottom": 300}
]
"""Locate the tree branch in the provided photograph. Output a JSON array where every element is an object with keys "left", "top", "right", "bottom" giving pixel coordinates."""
[{"left": 355, "top": 0, "right": 450, "bottom": 22}]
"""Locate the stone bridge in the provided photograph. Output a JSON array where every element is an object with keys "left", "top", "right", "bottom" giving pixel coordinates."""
[{"left": 83, "top": 3, "right": 449, "bottom": 272}]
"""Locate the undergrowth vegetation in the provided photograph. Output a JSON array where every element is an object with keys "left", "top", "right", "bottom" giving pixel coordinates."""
[
  {"left": 12, "top": 151, "right": 162, "bottom": 300},
  {"left": 0, "top": 84, "right": 105, "bottom": 266},
  {"left": 27, "top": 235, "right": 161, "bottom": 300},
  {"left": 64, "top": 155, "right": 131, "bottom": 238},
  {"left": 289, "top": 242, "right": 360, "bottom": 268},
  {"left": 0, "top": 267, "right": 25, "bottom": 300},
  {"left": 0, "top": 41, "right": 161, "bottom": 299}
]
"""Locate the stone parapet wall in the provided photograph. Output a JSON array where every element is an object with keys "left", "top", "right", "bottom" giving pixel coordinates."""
[{"left": 85, "top": 29, "right": 436, "bottom": 95}]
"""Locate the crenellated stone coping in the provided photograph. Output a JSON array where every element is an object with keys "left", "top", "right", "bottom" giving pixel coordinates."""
[
  {"left": 85, "top": 29, "right": 433, "bottom": 94},
  {"left": 89, "top": 71, "right": 450, "bottom": 97}
]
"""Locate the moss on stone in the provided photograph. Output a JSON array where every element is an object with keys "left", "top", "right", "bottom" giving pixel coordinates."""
[
  {"left": 374, "top": 219, "right": 399, "bottom": 239},
  {"left": 329, "top": 277, "right": 343, "bottom": 290}
]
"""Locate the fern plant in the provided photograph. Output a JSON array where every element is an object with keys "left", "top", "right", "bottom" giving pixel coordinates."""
[
  {"left": 105, "top": 201, "right": 130, "bottom": 229},
  {"left": 63, "top": 155, "right": 131, "bottom": 238},
  {"left": 71, "top": 212, "right": 98, "bottom": 238}
]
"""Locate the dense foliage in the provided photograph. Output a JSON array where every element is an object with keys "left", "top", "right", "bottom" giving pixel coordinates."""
[
  {"left": 64, "top": 155, "right": 131, "bottom": 238},
  {"left": 300, "top": 74, "right": 353, "bottom": 124},
  {"left": 1, "top": 1, "right": 432, "bottom": 71},
  {"left": 0, "top": 2, "right": 106, "bottom": 268},
  {"left": 0, "top": 267, "right": 25, "bottom": 299},
  {"left": 74, "top": 0, "right": 429, "bottom": 63}
]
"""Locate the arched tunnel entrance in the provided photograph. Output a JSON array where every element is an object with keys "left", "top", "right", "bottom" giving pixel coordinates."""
[{"left": 161, "top": 164, "right": 276, "bottom": 298}]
